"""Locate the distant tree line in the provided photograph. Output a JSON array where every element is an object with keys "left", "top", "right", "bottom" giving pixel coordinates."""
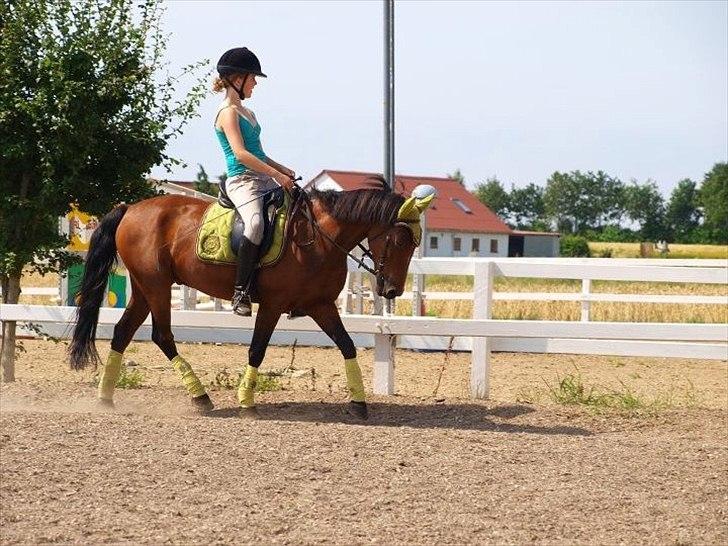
[{"left": 465, "top": 162, "right": 727, "bottom": 245}]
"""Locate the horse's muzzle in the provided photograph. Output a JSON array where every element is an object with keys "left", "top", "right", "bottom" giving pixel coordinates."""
[{"left": 377, "top": 275, "right": 403, "bottom": 300}]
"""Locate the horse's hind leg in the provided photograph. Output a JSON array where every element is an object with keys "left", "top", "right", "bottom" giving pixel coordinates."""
[
  {"left": 146, "top": 284, "right": 214, "bottom": 412},
  {"left": 307, "top": 302, "right": 368, "bottom": 420},
  {"left": 97, "top": 279, "right": 150, "bottom": 405}
]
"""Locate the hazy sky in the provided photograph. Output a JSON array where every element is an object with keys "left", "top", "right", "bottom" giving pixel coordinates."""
[{"left": 150, "top": 0, "right": 727, "bottom": 195}]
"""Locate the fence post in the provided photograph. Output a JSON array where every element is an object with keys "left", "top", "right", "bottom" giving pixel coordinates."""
[
  {"left": 373, "top": 331, "right": 395, "bottom": 395},
  {"left": 214, "top": 298, "right": 222, "bottom": 312},
  {"left": 470, "top": 261, "right": 494, "bottom": 399},
  {"left": 581, "top": 279, "right": 591, "bottom": 322},
  {"left": 182, "top": 286, "right": 197, "bottom": 311},
  {"left": 412, "top": 272, "right": 424, "bottom": 316}
]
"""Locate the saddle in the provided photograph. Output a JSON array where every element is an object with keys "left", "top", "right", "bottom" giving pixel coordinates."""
[{"left": 195, "top": 180, "right": 291, "bottom": 267}]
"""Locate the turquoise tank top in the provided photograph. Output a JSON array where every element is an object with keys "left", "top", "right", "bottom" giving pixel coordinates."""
[{"left": 215, "top": 110, "right": 267, "bottom": 177}]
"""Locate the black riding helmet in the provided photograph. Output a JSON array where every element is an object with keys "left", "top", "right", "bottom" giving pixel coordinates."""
[{"left": 217, "top": 47, "right": 266, "bottom": 99}]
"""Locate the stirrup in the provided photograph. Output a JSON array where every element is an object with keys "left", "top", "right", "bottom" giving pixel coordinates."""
[{"left": 232, "top": 290, "right": 252, "bottom": 317}]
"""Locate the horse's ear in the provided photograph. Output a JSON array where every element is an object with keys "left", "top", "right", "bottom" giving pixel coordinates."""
[
  {"left": 397, "top": 184, "right": 436, "bottom": 221},
  {"left": 397, "top": 196, "right": 418, "bottom": 221}
]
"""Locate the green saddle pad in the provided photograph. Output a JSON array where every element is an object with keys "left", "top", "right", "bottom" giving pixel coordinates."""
[{"left": 195, "top": 194, "right": 289, "bottom": 267}]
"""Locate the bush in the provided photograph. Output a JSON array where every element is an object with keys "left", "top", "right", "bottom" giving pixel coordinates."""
[{"left": 560, "top": 235, "right": 591, "bottom": 257}]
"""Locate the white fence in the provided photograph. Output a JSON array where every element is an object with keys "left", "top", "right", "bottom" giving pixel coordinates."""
[{"left": 2, "top": 257, "right": 726, "bottom": 398}]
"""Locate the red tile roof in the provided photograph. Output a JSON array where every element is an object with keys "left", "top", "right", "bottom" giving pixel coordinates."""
[{"left": 313, "top": 170, "right": 513, "bottom": 234}]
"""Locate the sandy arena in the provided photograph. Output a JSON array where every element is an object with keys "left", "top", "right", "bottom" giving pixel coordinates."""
[{"left": 1, "top": 339, "right": 726, "bottom": 544}]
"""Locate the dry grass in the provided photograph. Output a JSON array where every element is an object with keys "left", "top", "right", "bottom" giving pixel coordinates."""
[{"left": 589, "top": 241, "right": 728, "bottom": 259}]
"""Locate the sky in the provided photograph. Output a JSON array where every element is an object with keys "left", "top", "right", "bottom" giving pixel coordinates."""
[{"left": 150, "top": 0, "right": 728, "bottom": 195}]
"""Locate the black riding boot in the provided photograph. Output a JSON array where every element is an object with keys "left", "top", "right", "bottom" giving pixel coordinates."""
[{"left": 232, "top": 237, "right": 260, "bottom": 317}]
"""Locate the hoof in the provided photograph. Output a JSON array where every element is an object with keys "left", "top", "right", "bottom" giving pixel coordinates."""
[
  {"left": 239, "top": 406, "right": 260, "bottom": 420},
  {"left": 97, "top": 398, "right": 115, "bottom": 410},
  {"left": 346, "top": 401, "right": 369, "bottom": 420},
  {"left": 192, "top": 393, "right": 215, "bottom": 413}
]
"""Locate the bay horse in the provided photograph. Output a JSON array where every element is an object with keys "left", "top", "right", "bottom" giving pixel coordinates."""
[{"left": 68, "top": 180, "right": 434, "bottom": 419}]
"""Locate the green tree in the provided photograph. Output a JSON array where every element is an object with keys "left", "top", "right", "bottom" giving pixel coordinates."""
[
  {"left": 544, "top": 170, "right": 625, "bottom": 234},
  {"left": 447, "top": 168, "right": 465, "bottom": 186},
  {"left": 698, "top": 162, "right": 728, "bottom": 244},
  {"left": 194, "top": 164, "right": 219, "bottom": 197},
  {"left": 666, "top": 178, "right": 701, "bottom": 243},
  {"left": 0, "top": 0, "right": 208, "bottom": 381},
  {"left": 474, "top": 176, "right": 509, "bottom": 217},
  {"left": 623, "top": 180, "right": 667, "bottom": 241},
  {"left": 508, "top": 183, "right": 546, "bottom": 230}
]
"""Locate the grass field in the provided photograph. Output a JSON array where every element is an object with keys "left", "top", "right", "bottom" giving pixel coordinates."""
[{"left": 589, "top": 242, "right": 728, "bottom": 259}]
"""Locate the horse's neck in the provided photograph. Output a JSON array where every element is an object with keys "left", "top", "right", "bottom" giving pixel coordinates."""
[{"left": 311, "top": 202, "right": 370, "bottom": 252}]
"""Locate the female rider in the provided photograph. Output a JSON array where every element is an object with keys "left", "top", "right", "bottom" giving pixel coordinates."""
[{"left": 213, "top": 47, "right": 296, "bottom": 316}]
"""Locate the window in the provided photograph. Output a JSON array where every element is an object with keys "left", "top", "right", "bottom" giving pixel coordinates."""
[
  {"left": 430, "top": 236, "right": 438, "bottom": 249},
  {"left": 490, "top": 239, "right": 498, "bottom": 253},
  {"left": 471, "top": 238, "right": 480, "bottom": 252},
  {"left": 451, "top": 198, "right": 473, "bottom": 214},
  {"left": 453, "top": 237, "right": 461, "bottom": 252}
]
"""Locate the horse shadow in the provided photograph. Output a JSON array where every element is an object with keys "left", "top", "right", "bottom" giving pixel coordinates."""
[{"left": 206, "top": 401, "right": 593, "bottom": 437}]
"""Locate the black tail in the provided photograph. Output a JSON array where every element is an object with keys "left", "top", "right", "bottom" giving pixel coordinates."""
[{"left": 68, "top": 204, "right": 129, "bottom": 370}]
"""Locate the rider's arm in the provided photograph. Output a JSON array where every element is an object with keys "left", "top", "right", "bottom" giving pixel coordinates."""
[
  {"left": 264, "top": 157, "right": 295, "bottom": 178},
  {"left": 218, "top": 109, "right": 293, "bottom": 189}
]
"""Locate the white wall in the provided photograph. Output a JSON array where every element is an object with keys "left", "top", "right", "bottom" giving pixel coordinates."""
[{"left": 425, "top": 231, "right": 509, "bottom": 258}]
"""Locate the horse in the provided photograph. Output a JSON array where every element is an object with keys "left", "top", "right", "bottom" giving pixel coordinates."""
[{"left": 68, "top": 180, "right": 435, "bottom": 419}]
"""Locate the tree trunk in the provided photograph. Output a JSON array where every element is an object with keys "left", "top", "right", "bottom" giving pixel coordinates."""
[
  {"left": 1, "top": 273, "right": 21, "bottom": 382},
  {"left": 1, "top": 173, "right": 30, "bottom": 382}
]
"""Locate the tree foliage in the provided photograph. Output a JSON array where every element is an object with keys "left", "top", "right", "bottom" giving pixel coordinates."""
[
  {"left": 508, "top": 183, "right": 545, "bottom": 230},
  {"left": 194, "top": 164, "right": 219, "bottom": 197},
  {"left": 544, "top": 171, "right": 625, "bottom": 235},
  {"left": 666, "top": 178, "right": 701, "bottom": 243},
  {"left": 0, "top": 0, "right": 208, "bottom": 280},
  {"left": 624, "top": 180, "right": 666, "bottom": 241},
  {"left": 0, "top": 0, "right": 208, "bottom": 379},
  {"left": 698, "top": 163, "right": 728, "bottom": 244},
  {"left": 474, "top": 176, "right": 509, "bottom": 217},
  {"left": 447, "top": 168, "right": 465, "bottom": 186}
]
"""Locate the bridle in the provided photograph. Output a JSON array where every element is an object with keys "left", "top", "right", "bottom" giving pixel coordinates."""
[{"left": 295, "top": 190, "right": 417, "bottom": 279}]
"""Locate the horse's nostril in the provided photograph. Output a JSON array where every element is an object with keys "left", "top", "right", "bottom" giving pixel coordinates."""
[{"left": 384, "top": 288, "right": 397, "bottom": 299}]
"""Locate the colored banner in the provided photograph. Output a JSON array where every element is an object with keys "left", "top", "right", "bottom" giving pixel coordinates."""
[
  {"left": 67, "top": 206, "right": 99, "bottom": 252},
  {"left": 66, "top": 264, "right": 127, "bottom": 308}
]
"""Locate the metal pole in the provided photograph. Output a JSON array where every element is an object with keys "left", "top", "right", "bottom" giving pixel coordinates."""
[
  {"left": 384, "top": 0, "right": 395, "bottom": 189},
  {"left": 384, "top": 0, "right": 395, "bottom": 315}
]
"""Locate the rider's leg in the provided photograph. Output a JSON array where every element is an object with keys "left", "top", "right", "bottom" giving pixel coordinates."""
[{"left": 226, "top": 174, "right": 269, "bottom": 316}]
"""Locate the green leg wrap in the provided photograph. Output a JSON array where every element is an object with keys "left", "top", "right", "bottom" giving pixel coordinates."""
[
  {"left": 344, "top": 357, "right": 366, "bottom": 402},
  {"left": 237, "top": 365, "right": 258, "bottom": 409},
  {"left": 98, "top": 350, "right": 123, "bottom": 401},
  {"left": 171, "top": 355, "right": 207, "bottom": 398}
]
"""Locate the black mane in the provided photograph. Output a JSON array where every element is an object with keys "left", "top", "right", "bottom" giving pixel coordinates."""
[{"left": 310, "top": 188, "right": 405, "bottom": 225}]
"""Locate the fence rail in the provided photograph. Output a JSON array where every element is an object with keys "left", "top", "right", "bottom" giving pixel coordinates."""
[{"left": 3, "top": 257, "right": 726, "bottom": 398}]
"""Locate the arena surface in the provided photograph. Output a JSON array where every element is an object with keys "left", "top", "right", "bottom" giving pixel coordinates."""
[{"left": 1, "top": 340, "right": 726, "bottom": 544}]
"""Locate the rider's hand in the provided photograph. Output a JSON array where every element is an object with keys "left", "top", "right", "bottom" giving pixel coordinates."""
[
  {"left": 273, "top": 171, "right": 295, "bottom": 191},
  {"left": 283, "top": 167, "right": 296, "bottom": 179}
]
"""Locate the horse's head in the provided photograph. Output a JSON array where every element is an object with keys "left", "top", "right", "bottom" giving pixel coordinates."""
[{"left": 367, "top": 184, "right": 436, "bottom": 299}]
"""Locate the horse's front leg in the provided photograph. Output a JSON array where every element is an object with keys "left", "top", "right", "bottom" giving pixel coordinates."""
[
  {"left": 308, "top": 302, "right": 368, "bottom": 420},
  {"left": 238, "top": 306, "right": 281, "bottom": 416}
]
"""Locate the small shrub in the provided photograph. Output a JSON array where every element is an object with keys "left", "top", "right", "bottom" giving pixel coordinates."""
[
  {"left": 115, "top": 367, "right": 144, "bottom": 389},
  {"left": 560, "top": 235, "right": 591, "bottom": 257}
]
